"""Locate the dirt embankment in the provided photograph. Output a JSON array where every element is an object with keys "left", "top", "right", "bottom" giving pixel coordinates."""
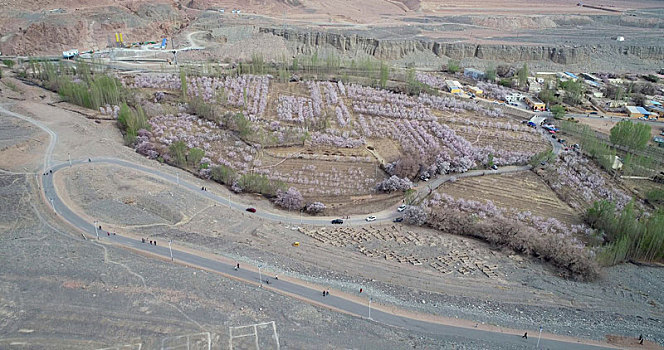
[{"left": 258, "top": 26, "right": 664, "bottom": 68}]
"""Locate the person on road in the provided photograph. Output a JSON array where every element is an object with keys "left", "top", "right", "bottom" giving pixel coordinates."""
[
  {"left": 360, "top": 288, "right": 363, "bottom": 293},
  {"left": 274, "top": 275, "right": 278, "bottom": 280},
  {"left": 154, "top": 240, "right": 157, "bottom": 246},
  {"left": 236, "top": 263, "right": 240, "bottom": 270},
  {"left": 322, "top": 290, "right": 326, "bottom": 296}
]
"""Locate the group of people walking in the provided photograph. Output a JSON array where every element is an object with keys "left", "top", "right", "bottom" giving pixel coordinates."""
[{"left": 141, "top": 237, "right": 157, "bottom": 245}]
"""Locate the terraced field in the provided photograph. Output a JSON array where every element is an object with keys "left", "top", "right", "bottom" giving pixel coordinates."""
[{"left": 438, "top": 171, "right": 581, "bottom": 224}]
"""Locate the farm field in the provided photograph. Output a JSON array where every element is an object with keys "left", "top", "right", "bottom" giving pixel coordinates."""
[
  {"left": 128, "top": 72, "right": 548, "bottom": 213},
  {"left": 438, "top": 171, "right": 581, "bottom": 224}
]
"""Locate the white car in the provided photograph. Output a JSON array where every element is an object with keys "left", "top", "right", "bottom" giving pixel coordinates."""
[
  {"left": 366, "top": 216, "right": 377, "bottom": 222},
  {"left": 397, "top": 205, "right": 407, "bottom": 212}
]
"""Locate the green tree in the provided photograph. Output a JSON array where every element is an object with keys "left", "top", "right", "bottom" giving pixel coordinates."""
[
  {"left": 187, "top": 147, "right": 205, "bottom": 167},
  {"left": 551, "top": 105, "right": 566, "bottom": 119},
  {"left": 447, "top": 60, "right": 460, "bottom": 74},
  {"left": 379, "top": 61, "right": 389, "bottom": 89},
  {"left": 517, "top": 63, "right": 528, "bottom": 87},
  {"left": 499, "top": 78, "right": 512, "bottom": 88},
  {"left": 251, "top": 53, "right": 264, "bottom": 75},
  {"left": 405, "top": 67, "right": 421, "bottom": 95},
  {"left": 180, "top": 69, "right": 187, "bottom": 99},
  {"left": 560, "top": 79, "right": 585, "bottom": 106},
  {"left": 233, "top": 113, "right": 252, "bottom": 138},
  {"left": 292, "top": 57, "right": 299, "bottom": 71},
  {"left": 529, "top": 150, "right": 555, "bottom": 167},
  {"left": 538, "top": 86, "right": 560, "bottom": 106},
  {"left": 210, "top": 164, "right": 237, "bottom": 185},
  {"left": 169, "top": 141, "right": 187, "bottom": 167},
  {"left": 484, "top": 65, "right": 496, "bottom": 82},
  {"left": 610, "top": 119, "right": 651, "bottom": 151}
]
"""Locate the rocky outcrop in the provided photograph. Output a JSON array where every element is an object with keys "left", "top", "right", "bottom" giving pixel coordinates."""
[{"left": 259, "top": 27, "right": 664, "bottom": 65}]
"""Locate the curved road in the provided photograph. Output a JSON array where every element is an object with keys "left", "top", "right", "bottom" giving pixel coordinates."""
[{"left": 1, "top": 105, "right": 615, "bottom": 349}]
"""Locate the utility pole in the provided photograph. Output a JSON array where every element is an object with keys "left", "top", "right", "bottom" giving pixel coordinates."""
[
  {"left": 68, "top": 152, "right": 72, "bottom": 166},
  {"left": 537, "top": 326, "right": 542, "bottom": 348},
  {"left": 258, "top": 264, "right": 263, "bottom": 286},
  {"left": 176, "top": 173, "right": 179, "bottom": 186},
  {"left": 94, "top": 221, "right": 99, "bottom": 239},
  {"left": 228, "top": 192, "right": 231, "bottom": 208},
  {"left": 49, "top": 198, "right": 55, "bottom": 213},
  {"left": 169, "top": 239, "right": 173, "bottom": 262},
  {"left": 368, "top": 297, "right": 372, "bottom": 320},
  {"left": 299, "top": 210, "right": 302, "bottom": 225}
]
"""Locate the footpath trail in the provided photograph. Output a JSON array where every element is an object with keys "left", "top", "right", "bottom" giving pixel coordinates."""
[{"left": 1, "top": 104, "right": 618, "bottom": 349}]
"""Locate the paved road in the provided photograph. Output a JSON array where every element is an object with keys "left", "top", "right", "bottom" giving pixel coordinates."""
[{"left": 2, "top": 105, "right": 615, "bottom": 349}]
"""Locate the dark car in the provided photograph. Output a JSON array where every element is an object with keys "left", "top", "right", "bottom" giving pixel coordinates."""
[
  {"left": 246, "top": 207, "right": 257, "bottom": 213},
  {"left": 393, "top": 217, "right": 404, "bottom": 223},
  {"left": 331, "top": 219, "right": 344, "bottom": 224}
]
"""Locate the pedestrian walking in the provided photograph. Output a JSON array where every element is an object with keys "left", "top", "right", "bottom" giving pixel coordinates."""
[
  {"left": 639, "top": 334, "right": 644, "bottom": 345},
  {"left": 236, "top": 263, "right": 240, "bottom": 270},
  {"left": 142, "top": 238, "right": 145, "bottom": 243},
  {"left": 107, "top": 232, "right": 110, "bottom": 236},
  {"left": 322, "top": 290, "right": 326, "bottom": 296},
  {"left": 154, "top": 240, "right": 157, "bottom": 246},
  {"left": 274, "top": 275, "right": 278, "bottom": 280},
  {"left": 150, "top": 240, "right": 153, "bottom": 245},
  {"left": 522, "top": 332, "right": 527, "bottom": 339},
  {"left": 360, "top": 288, "right": 363, "bottom": 293}
]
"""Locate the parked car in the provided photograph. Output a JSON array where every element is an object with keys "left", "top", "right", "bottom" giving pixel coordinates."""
[
  {"left": 366, "top": 216, "right": 377, "bottom": 222},
  {"left": 246, "top": 207, "right": 256, "bottom": 213},
  {"left": 331, "top": 218, "right": 344, "bottom": 224},
  {"left": 552, "top": 135, "right": 557, "bottom": 139},
  {"left": 397, "top": 204, "right": 407, "bottom": 212},
  {"left": 491, "top": 164, "right": 498, "bottom": 170},
  {"left": 393, "top": 217, "right": 404, "bottom": 223},
  {"left": 590, "top": 111, "right": 598, "bottom": 115}
]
